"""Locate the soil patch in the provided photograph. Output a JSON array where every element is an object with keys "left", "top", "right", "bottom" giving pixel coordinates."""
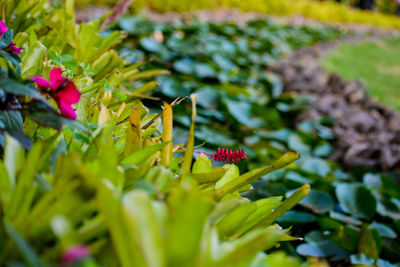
[{"left": 272, "top": 40, "right": 400, "bottom": 170}]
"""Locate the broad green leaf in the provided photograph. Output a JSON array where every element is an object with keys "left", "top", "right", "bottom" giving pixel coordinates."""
[
  {"left": 216, "top": 201, "right": 255, "bottom": 238},
  {"left": 358, "top": 224, "right": 379, "bottom": 260},
  {"left": 299, "top": 189, "right": 335, "bottom": 214},
  {"left": 166, "top": 186, "right": 213, "bottom": 266},
  {"left": 336, "top": 184, "right": 377, "bottom": 220},
  {"left": 215, "top": 164, "right": 240, "bottom": 190},
  {"left": 122, "top": 190, "right": 165, "bottom": 267},
  {"left": 0, "top": 111, "right": 32, "bottom": 149},
  {"left": 0, "top": 160, "right": 12, "bottom": 207},
  {"left": 193, "top": 167, "right": 227, "bottom": 184},
  {"left": 192, "top": 154, "right": 212, "bottom": 174},
  {"left": 4, "top": 134, "right": 25, "bottom": 189},
  {"left": 296, "top": 240, "right": 347, "bottom": 260},
  {"left": 233, "top": 197, "right": 282, "bottom": 236},
  {"left": 21, "top": 41, "right": 47, "bottom": 77},
  {"left": 217, "top": 228, "right": 286, "bottom": 265},
  {"left": 7, "top": 142, "right": 43, "bottom": 220},
  {"left": 121, "top": 142, "right": 168, "bottom": 168},
  {"left": 277, "top": 210, "right": 316, "bottom": 224},
  {"left": 208, "top": 198, "right": 245, "bottom": 224},
  {"left": 84, "top": 121, "right": 116, "bottom": 161},
  {"left": 370, "top": 222, "right": 397, "bottom": 239},
  {"left": 97, "top": 181, "right": 145, "bottom": 267},
  {"left": 0, "top": 30, "right": 13, "bottom": 49}
]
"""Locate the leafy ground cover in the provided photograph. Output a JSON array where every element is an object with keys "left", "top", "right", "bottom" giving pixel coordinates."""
[
  {"left": 117, "top": 16, "right": 400, "bottom": 265},
  {"left": 322, "top": 38, "right": 400, "bottom": 111}
]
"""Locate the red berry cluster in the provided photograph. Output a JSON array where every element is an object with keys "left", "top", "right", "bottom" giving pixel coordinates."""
[{"left": 212, "top": 148, "right": 247, "bottom": 163}]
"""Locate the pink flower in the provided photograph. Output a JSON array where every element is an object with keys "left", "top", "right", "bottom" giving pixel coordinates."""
[
  {"left": 0, "top": 21, "right": 22, "bottom": 54},
  {"left": 62, "top": 245, "right": 90, "bottom": 265},
  {"left": 0, "top": 21, "right": 8, "bottom": 35},
  {"left": 31, "top": 68, "right": 81, "bottom": 120},
  {"left": 6, "top": 41, "right": 22, "bottom": 54}
]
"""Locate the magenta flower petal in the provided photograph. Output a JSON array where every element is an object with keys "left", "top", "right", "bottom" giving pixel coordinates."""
[
  {"left": 49, "top": 68, "right": 66, "bottom": 90},
  {"left": 62, "top": 245, "right": 90, "bottom": 265},
  {"left": 55, "top": 81, "right": 81, "bottom": 104},
  {"left": 32, "top": 68, "right": 81, "bottom": 120},
  {"left": 7, "top": 42, "right": 22, "bottom": 54},
  {"left": 0, "top": 21, "right": 8, "bottom": 35},
  {"left": 31, "top": 76, "right": 51, "bottom": 90},
  {"left": 57, "top": 100, "right": 77, "bottom": 120}
]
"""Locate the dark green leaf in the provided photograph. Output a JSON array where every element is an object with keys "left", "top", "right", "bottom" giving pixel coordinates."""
[
  {"left": 336, "top": 184, "right": 377, "bottom": 220},
  {"left": 0, "top": 30, "right": 13, "bottom": 49},
  {"left": 300, "top": 190, "right": 335, "bottom": 213},
  {"left": 0, "top": 76, "right": 46, "bottom": 101}
]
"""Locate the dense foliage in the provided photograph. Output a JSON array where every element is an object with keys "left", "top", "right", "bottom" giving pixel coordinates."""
[
  {"left": 117, "top": 16, "right": 400, "bottom": 266},
  {"left": 0, "top": 1, "right": 318, "bottom": 266}
]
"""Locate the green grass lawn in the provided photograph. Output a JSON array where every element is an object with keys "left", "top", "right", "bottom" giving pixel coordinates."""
[{"left": 322, "top": 38, "right": 400, "bottom": 111}]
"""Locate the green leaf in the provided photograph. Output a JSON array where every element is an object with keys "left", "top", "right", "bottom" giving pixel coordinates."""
[
  {"left": 217, "top": 228, "right": 287, "bottom": 265},
  {"left": 0, "top": 76, "right": 46, "bottom": 102},
  {"left": 277, "top": 210, "right": 316, "bottom": 224},
  {"left": 193, "top": 167, "right": 227, "bottom": 184},
  {"left": 0, "top": 50, "right": 20, "bottom": 65},
  {"left": 192, "top": 154, "right": 212, "bottom": 174},
  {"left": 3, "top": 133, "right": 25, "bottom": 189},
  {"left": 225, "top": 99, "right": 264, "bottom": 128},
  {"left": 216, "top": 201, "right": 255, "bottom": 238},
  {"left": 122, "top": 190, "right": 165, "bottom": 267},
  {"left": 166, "top": 186, "right": 213, "bottom": 266},
  {"left": 299, "top": 189, "right": 335, "bottom": 214},
  {"left": 218, "top": 151, "right": 300, "bottom": 196},
  {"left": 358, "top": 224, "right": 379, "bottom": 260},
  {"left": 297, "top": 157, "right": 331, "bottom": 177},
  {"left": 297, "top": 240, "right": 347, "bottom": 260},
  {"left": 370, "top": 222, "right": 397, "bottom": 239},
  {"left": 328, "top": 225, "right": 359, "bottom": 253},
  {"left": 181, "top": 94, "right": 197, "bottom": 174},
  {"left": 173, "top": 59, "right": 195, "bottom": 74},
  {"left": 97, "top": 181, "right": 145, "bottom": 267},
  {"left": 0, "top": 160, "right": 12, "bottom": 207},
  {"left": 234, "top": 197, "right": 282, "bottom": 235},
  {"left": 215, "top": 164, "right": 240, "bottom": 190},
  {"left": 288, "top": 134, "right": 310, "bottom": 155},
  {"left": 121, "top": 142, "right": 168, "bottom": 168},
  {"left": 7, "top": 142, "right": 43, "bottom": 220},
  {"left": 254, "top": 183, "right": 310, "bottom": 228},
  {"left": 350, "top": 254, "right": 375, "bottom": 266},
  {"left": 4, "top": 220, "right": 43, "bottom": 267},
  {"left": 336, "top": 184, "right": 377, "bottom": 220},
  {"left": 0, "top": 30, "right": 13, "bottom": 49},
  {"left": 194, "top": 63, "right": 217, "bottom": 78},
  {"left": 21, "top": 41, "right": 47, "bottom": 77}
]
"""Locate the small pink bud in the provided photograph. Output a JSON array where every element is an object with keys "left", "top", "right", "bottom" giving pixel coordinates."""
[{"left": 62, "top": 245, "right": 90, "bottom": 266}]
